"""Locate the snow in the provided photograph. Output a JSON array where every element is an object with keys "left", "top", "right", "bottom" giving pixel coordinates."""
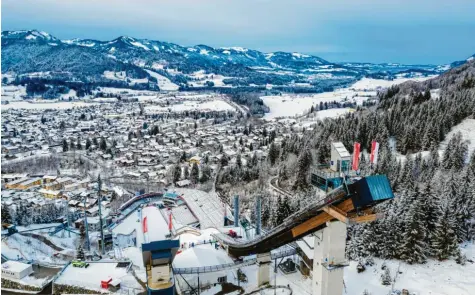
[
  {"left": 0, "top": 262, "right": 48, "bottom": 288},
  {"left": 200, "top": 49, "right": 209, "bottom": 55},
  {"left": 174, "top": 189, "right": 227, "bottom": 229},
  {"left": 144, "top": 69, "right": 179, "bottom": 91},
  {"left": 261, "top": 94, "right": 348, "bottom": 120},
  {"left": 113, "top": 209, "right": 144, "bottom": 246},
  {"left": 192, "top": 242, "right": 475, "bottom": 295},
  {"left": 313, "top": 108, "right": 353, "bottom": 120},
  {"left": 178, "top": 228, "right": 220, "bottom": 246},
  {"left": 440, "top": 118, "right": 475, "bottom": 157},
  {"left": 145, "top": 99, "right": 235, "bottom": 113},
  {"left": 2, "top": 234, "right": 68, "bottom": 264},
  {"left": 142, "top": 205, "right": 169, "bottom": 243},
  {"left": 1, "top": 101, "right": 99, "bottom": 110},
  {"left": 55, "top": 261, "right": 143, "bottom": 293},
  {"left": 292, "top": 52, "right": 309, "bottom": 59},
  {"left": 262, "top": 76, "right": 438, "bottom": 120},
  {"left": 351, "top": 77, "right": 435, "bottom": 91},
  {"left": 345, "top": 243, "right": 475, "bottom": 295},
  {"left": 1, "top": 85, "right": 27, "bottom": 101},
  {"left": 174, "top": 243, "right": 233, "bottom": 268},
  {"left": 221, "top": 47, "right": 248, "bottom": 53},
  {"left": 130, "top": 41, "right": 150, "bottom": 51}
]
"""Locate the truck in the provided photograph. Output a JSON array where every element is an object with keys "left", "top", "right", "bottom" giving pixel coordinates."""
[{"left": 72, "top": 260, "right": 90, "bottom": 268}]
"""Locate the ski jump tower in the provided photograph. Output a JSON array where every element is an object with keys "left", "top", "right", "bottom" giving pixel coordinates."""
[
  {"left": 214, "top": 141, "right": 390, "bottom": 295},
  {"left": 310, "top": 141, "right": 382, "bottom": 295}
]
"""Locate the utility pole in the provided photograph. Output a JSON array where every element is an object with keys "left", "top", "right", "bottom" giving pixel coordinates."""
[{"left": 98, "top": 175, "right": 105, "bottom": 255}]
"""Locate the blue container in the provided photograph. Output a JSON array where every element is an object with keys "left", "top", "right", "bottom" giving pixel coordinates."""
[{"left": 350, "top": 175, "right": 394, "bottom": 208}]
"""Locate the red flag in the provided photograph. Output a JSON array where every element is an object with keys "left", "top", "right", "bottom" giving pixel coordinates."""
[
  {"left": 370, "top": 141, "right": 380, "bottom": 165},
  {"left": 352, "top": 142, "right": 361, "bottom": 171},
  {"left": 168, "top": 211, "right": 173, "bottom": 231},
  {"left": 143, "top": 216, "right": 148, "bottom": 233}
]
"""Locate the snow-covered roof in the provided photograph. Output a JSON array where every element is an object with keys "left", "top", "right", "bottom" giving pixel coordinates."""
[
  {"left": 1, "top": 261, "right": 32, "bottom": 273},
  {"left": 332, "top": 142, "right": 351, "bottom": 158}
]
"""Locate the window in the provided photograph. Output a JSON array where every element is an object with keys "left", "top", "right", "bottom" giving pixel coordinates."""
[{"left": 217, "top": 276, "right": 227, "bottom": 283}]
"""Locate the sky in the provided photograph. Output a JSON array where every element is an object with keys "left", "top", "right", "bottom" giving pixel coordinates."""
[{"left": 2, "top": 0, "right": 475, "bottom": 64}]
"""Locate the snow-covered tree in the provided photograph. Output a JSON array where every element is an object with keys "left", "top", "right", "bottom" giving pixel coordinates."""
[
  {"left": 381, "top": 267, "right": 392, "bottom": 286},
  {"left": 432, "top": 201, "right": 459, "bottom": 261},
  {"left": 76, "top": 245, "right": 85, "bottom": 260},
  {"left": 191, "top": 163, "right": 199, "bottom": 183},
  {"left": 400, "top": 191, "right": 428, "bottom": 264}
]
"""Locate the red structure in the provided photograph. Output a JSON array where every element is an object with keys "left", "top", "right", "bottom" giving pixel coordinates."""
[{"left": 101, "top": 277, "right": 112, "bottom": 289}]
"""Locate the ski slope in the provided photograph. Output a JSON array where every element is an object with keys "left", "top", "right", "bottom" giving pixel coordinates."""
[
  {"left": 145, "top": 69, "right": 179, "bottom": 91},
  {"left": 142, "top": 205, "right": 169, "bottom": 243}
]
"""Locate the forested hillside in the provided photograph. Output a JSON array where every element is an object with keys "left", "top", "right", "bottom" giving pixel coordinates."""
[{"left": 263, "top": 60, "right": 475, "bottom": 264}]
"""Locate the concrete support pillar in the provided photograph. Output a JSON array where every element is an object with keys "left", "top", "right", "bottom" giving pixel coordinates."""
[
  {"left": 257, "top": 253, "right": 271, "bottom": 286},
  {"left": 312, "top": 221, "right": 347, "bottom": 295}
]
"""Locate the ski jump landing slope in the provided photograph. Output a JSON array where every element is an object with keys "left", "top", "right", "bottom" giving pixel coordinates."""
[{"left": 214, "top": 175, "right": 394, "bottom": 257}]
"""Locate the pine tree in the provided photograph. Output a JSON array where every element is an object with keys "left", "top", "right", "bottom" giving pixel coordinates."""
[
  {"left": 76, "top": 245, "right": 85, "bottom": 260},
  {"left": 184, "top": 165, "right": 190, "bottom": 179},
  {"left": 62, "top": 139, "right": 68, "bottom": 152},
  {"left": 455, "top": 249, "right": 467, "bottom": 265},
  {"left": 191, "top": 163, "right": 199, "bottom": 183},
  {"left": 275, "top": 196, "right": 284, "bottom": 226},
  {"left": 400, "top": 192, "right": 427, "bottom": 264},
  {"left": 432, "top": 201, "right": 459, "bottom": 261},
  {"left": 268, "top": 143, "right": 279, "bottom": 166},
  {"left": 419, "top": 183, "right": 439, "bottom": 249},
  {"left": 293, "top": 148, "right": 312, "bottom": 190},
  {"left": 381, "top": 267, "right": 392, "bottom": 286},
  {"left": 1, "top": 204, "right": 12, "bottom": 224},
  {"left": 173, "top": 165, "right": 181, "bottom": 183},
  {"left": 221, "top": 154, "right": 229, "bottom": 166},
  {"left": 200, "top": 165, "right": 211, "bottom": 183},
  {"left": 79, "top": 225, "right": 86, "bottom": 242},
  {"left": 282, "top": 196, "right": 292, "bottom": 220},
  {"left": 236, "top": 153, "right": 242, "bottom": 168},
  {"left": 100, "top": 137, "right": 107, "bottom": 151},
  {"left": 452, "top": 170, "right": 473, "bottom": 242}
]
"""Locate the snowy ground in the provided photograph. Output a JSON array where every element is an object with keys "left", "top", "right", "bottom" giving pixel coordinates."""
[
  {"left": 145, "top": 69, "right": 179, "bottom": 91},
  {"left": 54, "top": 261, "right": 144, "bottom": 293},
  {"left": 262, "top": 77, "right": 434, "bottom": 120},
  {"left": 1, "top": 85, "right": 27, "bottom": 101},
  {"left": 113, "top": 206, "right": 145, "bottom": 246},
  {"left": 1, "top": 100, "right": 99, "bottom": 110},
  {"left": 350, "top": 77, "right": 434, "bottom": 90},
  {"left": 142, "top": 205, "right": 169, "bottom": 243},
  {"left": 2, "top": 234, "right": 69, "bottom": 265},
  {"left": 174, "top": 188, "right": 231, "bottom": 229},
  {"left": 439, "top": 118, "right": 475, "bottom": 157},
  {"left": 345, "top": 242, "right": 475, "bottom": 295},
  {"left": 145, "top": 99, "right": 235, "bottom": 113},
  {"left": 196, "top": 242, "right": 475, "bottom": 295}
]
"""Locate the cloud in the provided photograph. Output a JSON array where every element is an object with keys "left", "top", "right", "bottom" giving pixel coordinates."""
[{"left": 2, "top": 0, "right": 475, "bottom": 63}]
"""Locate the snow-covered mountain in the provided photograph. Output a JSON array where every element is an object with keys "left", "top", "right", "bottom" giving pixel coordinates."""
[{"left": 1, "top": 30, "right": 468, "bottom": 89}]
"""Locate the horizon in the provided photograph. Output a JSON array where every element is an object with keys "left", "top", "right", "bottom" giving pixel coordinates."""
[{"left": 2, "top": 0, "right": 475, "bottom": 64}]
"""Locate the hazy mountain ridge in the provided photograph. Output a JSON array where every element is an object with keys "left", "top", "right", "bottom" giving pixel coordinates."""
[{"left": 1, "top": 30, "right": 472, "bottom": 89}]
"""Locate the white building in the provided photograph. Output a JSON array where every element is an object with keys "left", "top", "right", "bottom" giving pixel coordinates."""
[
  {"left": 1, "top": 261, "right": 33, "bottom": 280},
  {"left": 330, "top": 142, "right": 351, "bottom": 173}
]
